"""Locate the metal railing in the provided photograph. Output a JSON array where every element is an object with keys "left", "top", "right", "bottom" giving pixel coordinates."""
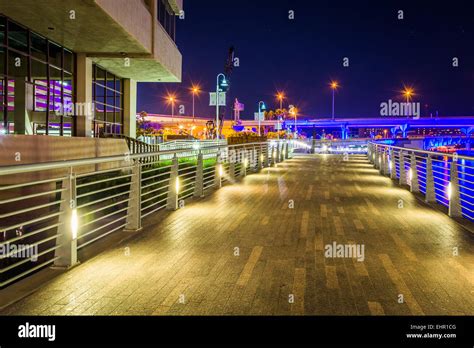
[
  {"left": 368, "top": 142, "right": 474, "bottom": 223},
  {"left": 0, "top": 140, "right": 297, "bottom": 288}
]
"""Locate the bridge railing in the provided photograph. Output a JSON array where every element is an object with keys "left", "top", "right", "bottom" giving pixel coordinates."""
[
  {"left": 368, "top": 141, "right": 474, "bottom": 223},
  {"left": 0, "top": 140, "right": 299, "bottom": 288}
]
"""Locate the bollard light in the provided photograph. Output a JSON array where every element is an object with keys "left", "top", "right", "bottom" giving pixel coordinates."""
[
  {"left": 244, "top": 157, "right": 249, "bottom": 167},
  {"left": 175, "top": 177, "right": 180, "bottom": 193},
  {"left": 71, "top": 209, "right": 78, "bottom": 240},
  {"left": 260, "top": 154, "right": 264, "bottom": 162},
  {"left": 408, "top": 168, "right": 413, "bottom": 183},
  {"left": 322, "top": 145, "right": 328, "bottom": 152},
  {"left": 389, "top": 161, "right": 392, "bottom": 171},
  {"left": 447, "top": 182, "right": 452, "bottom": 199}
]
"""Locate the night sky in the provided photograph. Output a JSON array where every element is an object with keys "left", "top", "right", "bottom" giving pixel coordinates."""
[{"left": 137, "top": 0, "right": 474, "bottom": 120}]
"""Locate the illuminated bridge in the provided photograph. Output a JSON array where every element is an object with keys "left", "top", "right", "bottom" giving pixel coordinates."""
[{"left": 1, "top": 140, "right": 473, "bottom": 315}]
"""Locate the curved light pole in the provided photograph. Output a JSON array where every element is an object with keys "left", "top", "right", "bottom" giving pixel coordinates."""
[
  {"left": 258, "top": 101, "right": 266, "bottom": 136},
  {"left": 215, "top": 73, "right": 228, "bottom": 140}
]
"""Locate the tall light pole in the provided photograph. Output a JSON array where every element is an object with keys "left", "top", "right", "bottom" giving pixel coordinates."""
[
  {"left": 402, "top": 86, "right": 414, "bottom": 119},
  {"left": 290, "top": 106, "right": 297, "bottom": 138},
  {"left": 167, "top": 95, "right": 175, "bottom": 123},
  {"left": 191, "top": 86, "right": 200, "bottom": 122},
  {"left": 330, "top": 81, "right": 339, "bottom": 121},
  {"left": 215, "top": 73, "right": 228, "bottom": 140},
  {"left": 258, "top": 101, "right": 266, "bottom": 136},
  {"left": 276, "top": 92, "right": 285, "bottom": 140}
]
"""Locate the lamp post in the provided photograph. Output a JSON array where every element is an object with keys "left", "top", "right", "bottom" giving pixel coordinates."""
[
  {"left": 215, "top": 73, "right": 228, "bottom": 140},
  {"left": 330, "top": 81, "right": 339, "bottom": 121},
  {"left": 402, "top": 86, "right": 414, "bottom": 119},
  {"left": 276, "top": 92, "right": 284, "bottom": 140},
  {"left": 191, "top": 86, "right": 200, "bottom": 122},
  {"left": 168, "top": 96, "right": 175, "bottom": 123},
  {"left": 258, "top": 101, "right": 266, "bottom": 136},
  {"left": 290, "top": 106, "right": 297, "bottom": 138}
]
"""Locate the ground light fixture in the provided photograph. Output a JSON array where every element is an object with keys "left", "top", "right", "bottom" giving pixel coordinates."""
[
  {"left": 447, "top": 182, "right": 452, "bottom": 199},
  {"left": 244, "top": 157, "right": 249, "bottom": 167},
  {"left": 175, "top": 177, "right": 180, "bottom": 193},
  {"left": 219, "top": 164, "right": 224, "bottom": 177},
  {"left": 71, "top": 209, "right": 78, "bottom": 240},
  {"left": 408, "top": 168, "right": 413, "bottom": 183}
]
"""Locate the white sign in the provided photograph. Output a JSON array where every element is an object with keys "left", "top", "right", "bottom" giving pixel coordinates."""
[
  {"left": 254, "top": 112, "right": 264, "bottom": 121},
  {"left": 209, "top": 92, "right": 226, "bottom": 106}
]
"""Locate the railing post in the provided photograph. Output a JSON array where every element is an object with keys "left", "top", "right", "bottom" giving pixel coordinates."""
[
  {"left": 276, "top": 142, "right": 281, "bottom": 163},
  {"left": 214, "top": 152, "right": 222, "bottom": 189},
  {"left": 399, "top": 150, "right": 407, "bottom": 186},
  {"left": 194, "top": 151, "right": 204, "bottom": 198},
  {"left": 409, "top": 152, "right": 419, "bottom": 193},
  {"left": 390, "top": 149, "right": 397, "bottom": 179},
  {"left": 285, "top": 141, "right": 289, "bottom": 159},
  {"left": 425, "top": 155, "right": 436, "bottom": 202},
  {"left": 449, "top": 159, "right": 462, "bottom": 217},
  {"left": 54, "top": 170, "right": 78, "bottom": 268},
  {"left": 257, "top": 144, "right": 263, "bottom": 170},
  {"left": 229, "top": 148, "right": 237, "bottom": 180},
  {"left": 167, "top": 155, "right": 179, "bottom": 210},
  {"left": 280, "top": 142, "right": 285, "bottom": 162},
  {"left": 311, "top": 139, "right": 316, "bottom": 154},
  {"left": 240, "top": 149, "right": 247, "bottom": 177},
  {"left": 266, "top": 143, "right": 271, "bottom": 167},
  {"left": 383, "top": 148, "right": 390, "bottom": 175},
  {"left": 125, "top": 160, "right": 142, "bottom": 231}
]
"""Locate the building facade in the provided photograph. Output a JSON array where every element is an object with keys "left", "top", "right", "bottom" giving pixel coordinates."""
[{"left": 0, "top": 0, "right": 183, "bottom": 138}]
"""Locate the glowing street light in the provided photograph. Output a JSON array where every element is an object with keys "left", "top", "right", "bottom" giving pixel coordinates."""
[
  {"left": 330, "top": 81, "right": 339, "bottom": 121},
  {"left": 258, "top": 101, "right": 266, "bottom": 136},
  {"left": 191, "top": 85, "right": 200, "bottom": 122},
  {"left": 167, "top": 94, "right": 176, "bottom": 123},
  {"left": 402, "top": 86, "right": 415, "bottom": 103},
  {"left": 289, "top": 106, "right": 297, "bottom": 138},
  {"left": 276, "top": 92, "right": 285, "bottom": 140}
]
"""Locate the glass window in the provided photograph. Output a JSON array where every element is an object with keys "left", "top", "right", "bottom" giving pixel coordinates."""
[
  {"left": 0, "top": 16, "right": 5, "bottom": 45},
  {"left": 1, "top": 16, "right": 76, "bottom": 135},
  {"left": 0, "top": 46, "right": 4, "bottom": 77},
  {"left": 92, "top": 63, "right": 123, "bottom": 137},
  {"left": 31, "top": 32, "right": 47, "bottom": 61},
  {"left": 64, "top": 49, "right": 73, "bottom": 73},
  {"left": 7, "top": 20, "right": 28, "bottom": 53},
  {"left": 7, "top": 50, "right": 28, "bottom": 77},
  {"left": 48, "top": 42, "right": 62, "bottom": 68}
]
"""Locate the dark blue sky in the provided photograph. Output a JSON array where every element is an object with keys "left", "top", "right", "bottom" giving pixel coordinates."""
[{"left": 137, "top": 0, "right": 474, "bottom": 120}]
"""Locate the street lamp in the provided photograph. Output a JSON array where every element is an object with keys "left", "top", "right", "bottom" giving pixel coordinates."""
[
  {"left": 402, "top": 86, "right": 415, "bottom": 119},
  {"left": 258, "top": 101, "right": 266, "bottom": 136},
  {"left": 215, "top": 73, "right": 229, "bottom": 140},
  {"left": 167, "top": 95, "right": 176, "bottom": 123},
  {"left": 289, "top": 106, "right": 297, "bottom": 138},
  {"left": 276, "top": 92, "right": 285, "bottom": 139},
  {"left": 330, "top": 81, "right": 339, "bottom": 121},
  {"left": 191, "top": 85, "right": 200, "bottom": 122}
]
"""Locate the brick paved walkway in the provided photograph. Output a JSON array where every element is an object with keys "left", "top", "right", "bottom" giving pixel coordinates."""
[{"left": 2, "top": 154, "right": 474, "bottom": 315}]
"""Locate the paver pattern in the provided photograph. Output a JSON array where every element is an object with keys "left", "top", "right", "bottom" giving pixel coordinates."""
[{"left": 2, "top": 154, "right": 474, "bottom": 315}]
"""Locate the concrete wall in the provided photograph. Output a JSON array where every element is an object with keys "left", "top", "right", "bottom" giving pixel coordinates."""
[
  {"left": 0, "top": 136, "right": 130, "bottom": 184},
  {"left": 95, "top": 0, "right": 153, "bottom": 53}
]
